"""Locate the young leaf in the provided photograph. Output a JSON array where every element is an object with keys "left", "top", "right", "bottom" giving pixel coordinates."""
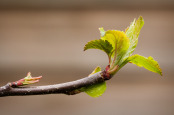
[
  {"left": 125, "top": 16, "right": 144, "bottom": 57},
  {"left": 128, "top": 54, "right": 162, "bottom": 75},
  {"left": 100, "top": 30, "right": 130, "bottom": 66},
  {"left": 83, "top": 66, "right": 107, "bottom": 98},
  {"left": 84, "top": 82, "right": 106, "bottom": 98},
  {"left": 84, "top": 39, "right": 113, "bottom": 58}
]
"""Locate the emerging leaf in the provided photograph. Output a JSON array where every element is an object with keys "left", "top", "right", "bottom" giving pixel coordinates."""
[
  {"left": 99, "top": 27, "right": 106, "bottom": 37},
  {"left": 101, "top": 30, "right": 130, "bottom": 66},
  {"left": 23, "top": 72, "right": 42, "bottom": 85},
  {"left": 11, "top": 72, "right": 42, "bottom": 87},
  {"left": 88, "top": 66, "right": 102, "bottom": 76},
  {"left": 84, "top": 39, "right": 113, "bottom": 58},
  {"left": 125, "top": 16, "right": 144, "bottom": 58},
  {"left": 128, "top": 54, "right": 162, "bottom": 75},
  {"left": 83, "top": 66, "right": 107, "bottom": 98}
]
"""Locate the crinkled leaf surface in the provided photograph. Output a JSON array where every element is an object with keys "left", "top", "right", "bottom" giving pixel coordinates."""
[
  {"left": 84, "top": 39, "right": 113, "bottom": 58},
  {"left": 100, "top": 29, "right": 130, "bottom": 65},
  {"left": 83, "top": 66, "right": 107, "bottom": 98},
  {"left": 128, "top": 54, "right": 162, "bottom": 75},
  {"left": 125, "top": 16, "right": 144, "bottom": 58}
]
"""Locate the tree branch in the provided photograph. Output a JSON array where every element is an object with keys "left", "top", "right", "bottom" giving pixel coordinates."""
[{"left": 0, "top": 71, "right": 109, "bottom": 97}]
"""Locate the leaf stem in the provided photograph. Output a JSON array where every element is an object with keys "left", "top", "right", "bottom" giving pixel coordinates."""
[
  {"left": 108, "top": 65, "right": 119, "bottom": 75},
  {"left": 108, "top": 55, "right": 111, "bottom": 64}
]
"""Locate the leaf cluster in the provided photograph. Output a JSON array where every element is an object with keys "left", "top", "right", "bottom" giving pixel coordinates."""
[{"left": 83, "top": 16, "right": 162, "bottom": 97}]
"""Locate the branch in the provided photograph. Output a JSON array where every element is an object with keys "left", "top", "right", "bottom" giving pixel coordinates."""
[{"left": 0, "top": 71, "right": 110, "bottom": 97}]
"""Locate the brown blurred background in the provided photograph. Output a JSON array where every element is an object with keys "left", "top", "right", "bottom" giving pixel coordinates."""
[{"left": 0, "top": 0, "right": 173, "bottom": 115}]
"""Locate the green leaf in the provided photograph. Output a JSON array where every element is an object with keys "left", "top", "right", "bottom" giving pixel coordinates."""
[
  {"left": 83, "top": 66, "right": 107, "bottom": 98},
  {"left": 84, "top": 82, "right": 106, "bottom": 98},
  {"left": 101, "top": 30, "right": 130, "bottom": 65},
  {"left": 84, "top": 39, "right": 113, "bottom": 58},
  {"left": 128, "top": 54, "right": 162, "bottom": 75},
  {"left": 125, "top": 16, "right": 144, "bottom": 57}
]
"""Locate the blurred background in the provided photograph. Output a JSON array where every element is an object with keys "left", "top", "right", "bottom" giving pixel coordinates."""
[{"left": 0, "top": 0, "right": 173, "bottom": 115}]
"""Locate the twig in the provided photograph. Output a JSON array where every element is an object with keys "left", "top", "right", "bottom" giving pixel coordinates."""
[{"left": 0, "top": 71, "right": 109, "bottom": 97}]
